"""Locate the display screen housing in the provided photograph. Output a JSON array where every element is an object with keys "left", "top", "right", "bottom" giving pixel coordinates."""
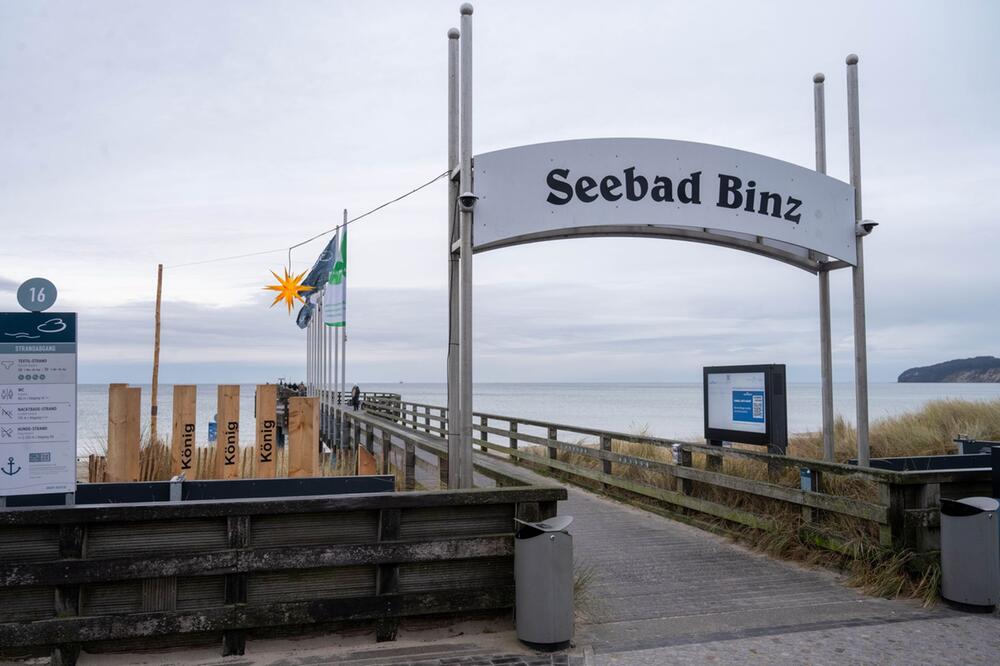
[{"left": 703, "top": 364, "right": 787, "bottom": 451}]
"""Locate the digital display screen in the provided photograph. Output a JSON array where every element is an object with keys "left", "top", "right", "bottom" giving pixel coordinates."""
[{"left": 706, "top": 371, "right": 766, "bottom": 434}]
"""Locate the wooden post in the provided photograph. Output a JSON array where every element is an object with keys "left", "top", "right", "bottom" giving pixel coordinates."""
[
  {"left": 255, "top": 385, "right": 278, "bottom": 478},
  {"left": 381, "top": 431, "right": 391, "bottom": 475},
  {"left": 547, "top": 426, "right": 558, "bottom": 461},
  {"left": 216, "top": 385, "right": 241, "bottom": 480},
  {"left": 479, "top": 415, "right": 488, "bottom": 452},
  {"left": 802, "top": 469, "right": 823, "bottom": 524},
  {"left": 287, "top": 396, "right": 319, "bottom": 477},
  {"left": 107, "top": 385, "right": 140, "bottom": 482},
  {"left": 150, "top": 264, "right": 163, "bottom": 445},
  {"left": 678, "top": 447, "right": 694, "bottom": 497},
  {"left": 404, "top": 441, "right": 416, "bottom": 491},
  {"left": 423, "top": 406, "right": 431, "bottom": 434},
  {"left": 374, "top": 508, "right": 402, "bottom": 641},
  {"left": 509, "top": 420, "right": 518, "bottom": 458},
  {"left": 600, "top": 434, "right": 613, "bottom": 494},
  {"left": 169, "top": 385, "right": 197, "bottom": 478}
]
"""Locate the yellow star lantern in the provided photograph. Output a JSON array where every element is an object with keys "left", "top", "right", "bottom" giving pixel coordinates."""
[{"left": 264, "top": 268, "right": 314, "bottom": 314}]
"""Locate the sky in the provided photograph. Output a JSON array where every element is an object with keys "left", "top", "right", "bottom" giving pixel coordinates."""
[{"left": 1, "top": 0, "right": 998, "bottom": 385}]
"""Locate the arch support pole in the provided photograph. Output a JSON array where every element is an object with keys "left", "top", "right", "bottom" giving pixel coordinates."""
[
  {"left": 814, "top": 73, "right": 835, "bottom": 463},
  {"left": 847, "top": 54, "right": 870, "bottom": 467}
]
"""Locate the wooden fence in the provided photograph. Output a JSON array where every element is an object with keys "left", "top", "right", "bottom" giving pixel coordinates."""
[
  {"left": 0, "top": 484, "right": 565, "bottom": 662},
  {"left": 90, "top": 386, "right": 401, "bottom": 483},
  {"left": 362, "top": 397, "right": 993, "bottom": 558}
]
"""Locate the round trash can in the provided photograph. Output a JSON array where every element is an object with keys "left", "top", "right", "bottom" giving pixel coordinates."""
[
  {"left": 514, "top": 515, "right": 574, "bottom": 651},
  {"left": 940, "top": 497, "right": 1000, "bottom": 611}
]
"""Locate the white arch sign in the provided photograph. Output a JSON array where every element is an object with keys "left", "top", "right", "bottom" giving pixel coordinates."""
[{"left": 473, "top": 138, "right": 856, "bottom": 268}]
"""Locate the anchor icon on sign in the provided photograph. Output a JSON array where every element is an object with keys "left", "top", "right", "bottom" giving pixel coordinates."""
[{"left": 2, "top": 456, "right": 21, "bottom": 476}]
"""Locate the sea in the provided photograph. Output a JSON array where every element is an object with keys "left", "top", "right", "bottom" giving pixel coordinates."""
[{"left": 75, "top": 382, "right": 1000, "bottom": 455}]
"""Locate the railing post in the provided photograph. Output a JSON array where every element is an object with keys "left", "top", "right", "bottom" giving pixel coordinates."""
[
  {"left": 547, "top": 426, "right": 558, "bottom": 461},
  {"left": 679, "top": 446, "right": 694, "bottom": 497},
  {"left": 509, "top": 420, "right": 518, "bottom": 458},
  {"left": 801, "top": 469, "right": 823, "bottom": 525},
  {"left": 438, "top": 452, "right": 449, "bottom": 490},
  {"left": 405, "top": 440, "right": 416, "bottom": 491},
  {"left": 423, "top": 406, "right": 431, "bottom": 434},
  {"left": 600, "top": 434, "right": 613, "bottom": 494},
  {"left": 366, "top": 425, "right": 375, "bottom": 455},
  {"left": 706, "top": 450, "right": 723, "bottom": 473},
  {"left": 479, "top": 415, "right": 488, "bottom": 452},
  {"left": 381, "top": 430, "right": 391, "bottom": 475}
]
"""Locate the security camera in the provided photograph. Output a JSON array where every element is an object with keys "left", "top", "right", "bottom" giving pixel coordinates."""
[
  {"left": 458, "top": 191, "right": 479, "bottom": 209},
  {"left": 856, "top": 219, "right": 878, "bottom": 236}
]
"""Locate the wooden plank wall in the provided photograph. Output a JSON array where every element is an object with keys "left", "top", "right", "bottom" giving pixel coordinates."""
[{"left": 0, "top": 486, "right": 566, "bottom": 661}]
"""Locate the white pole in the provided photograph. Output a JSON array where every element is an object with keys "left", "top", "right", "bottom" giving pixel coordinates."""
[
  {"left": 814, "top": 73, "right": 835, "bottom": 463},
  {"left": 341, "top": 304, "right": 347, "bottom": 447},
  {"left": 321, "top": 294, "right": 328, "bottom": 441},
  {"left": 307, "top": 303, "right": 313, "bottom": 396},
  {"left": 457, "top": 3, "right": 475, "bottom": 488},
  {"left": 846, "top": 54, "right": 870, "bottom": 466},
  {"left": 447, "top": 25, "right": 461, "bottom": 488}
]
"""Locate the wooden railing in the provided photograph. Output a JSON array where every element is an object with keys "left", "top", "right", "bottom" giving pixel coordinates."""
[{"left": 361, "top": 397, "right": 992, "bottom": 558}]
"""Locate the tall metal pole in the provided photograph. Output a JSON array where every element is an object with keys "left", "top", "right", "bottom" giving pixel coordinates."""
[
  {"left": 306, "top": 304, "right": 313, "bottom": 396},
  {"left": 320, "top": 295, "right": 327, "bottom": 440},
  {"left": 150, "top": 263, "right": 163, "bottom": 445},
  {"left": 340, "top": 292, "right": 347, "bottom": 447},
  {"left": 813, "top": 74, "right": 835, "bottom": 463},
  {"left": 456, "top": 3, "right": 475, "bottom": 488},
  {"left": 847, "top": 54, "right": 870, "bottom": 466},
  {"left": 446, "top": 25, "right": 462, "bottom": 488}
]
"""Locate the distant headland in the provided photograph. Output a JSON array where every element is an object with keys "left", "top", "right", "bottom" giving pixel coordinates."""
[{"left": 898, "top": 356, "right": 1000, "bottom": 383}]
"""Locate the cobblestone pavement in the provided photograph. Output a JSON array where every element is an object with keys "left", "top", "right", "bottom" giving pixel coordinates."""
[{"left": 595, "top": 614, "right": 1000, "bottom": 665}]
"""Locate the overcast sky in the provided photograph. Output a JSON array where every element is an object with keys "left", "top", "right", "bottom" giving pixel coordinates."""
[{"left": 1, "top": 1, "right": 997, "bottom": 385}]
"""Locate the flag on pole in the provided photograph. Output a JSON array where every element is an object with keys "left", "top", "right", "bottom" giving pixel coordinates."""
[{"left": 323, "top": 227, "right": 347, "bottom": 327}]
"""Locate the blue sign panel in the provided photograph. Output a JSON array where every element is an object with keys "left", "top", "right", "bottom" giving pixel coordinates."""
[{"left": 731, "top": 390, "right": 765, "bottom": 424}]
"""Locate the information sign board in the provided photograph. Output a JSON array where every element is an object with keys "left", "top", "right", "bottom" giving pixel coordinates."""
[
  {"left": 0, "top": 312, "right": 77, "bottom": 497},
  {"left": 703, "top": 364, "right": 787, "bottom": 452}
]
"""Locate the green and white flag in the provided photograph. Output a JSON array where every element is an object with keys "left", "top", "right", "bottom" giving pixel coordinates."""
[{"left": 323, "top": 227, "right": 347, "bottom": 327}]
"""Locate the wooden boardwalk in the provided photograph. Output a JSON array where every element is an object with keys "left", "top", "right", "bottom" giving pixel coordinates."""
[{"left": 364, "top": 417, "right": 1000, "bottom": 663}]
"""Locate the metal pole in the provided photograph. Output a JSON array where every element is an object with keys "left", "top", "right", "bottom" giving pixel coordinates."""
[
  {"left": 814, "top": 73, "right": 835, "bottom": 463},
  {"left": 457, "top": 3, "right": 475, "bottom": 488},
  {"left": 306, "top": 304, "right": 313, "bottom": 396},
  {"left": 341, "top": 307, "right": 347, "bottom": 448},
  {"left": 847, "top": 54, "right": 870, "bottom": 466},
  {"left": 447, "top": 25, "right": 461, "bottom": 488},
  {"left": 320, "top": 295, "right": 327, "bottom": 441}
]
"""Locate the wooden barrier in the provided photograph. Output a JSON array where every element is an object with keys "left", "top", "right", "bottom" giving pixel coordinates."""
[
  {"left": 106, "top": 385, "right": 140, "bottom": 482},
  {"left": 0, "top": 485, "right": 565, "bottom": 660},
  {"left": 170, "top": 385, "right": 197, "bottom": 478},
  {"left": 288, "top": 396, "right": 319, "bottom": 477},
  {"left": 216, "top": 385, "right": 240, "bottom": 480},
  {"left": 255, "top": 385, "right": 278, "bottom": 478}
]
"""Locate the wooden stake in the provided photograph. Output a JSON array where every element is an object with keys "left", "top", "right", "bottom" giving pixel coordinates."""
[
  {"left": 170, "top": 385, "right": 197, "bottom": 478},
  {"left": 107, "top": 385, "right": 140, "bottom": 482},
  {"left": 288, "top": 397, "right": 319, "bottom": 478},
  {"left": 255, "top": 385, "right": 278, "bottom": 478},
  {"left": 216, "top": 385, "right": 241, "bottom": 479},
  {"left": 150, "top": 264, "right": 163, "bottom": 445}
]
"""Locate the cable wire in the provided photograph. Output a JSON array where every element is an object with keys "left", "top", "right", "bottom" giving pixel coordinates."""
[{"left": 166, "top": 170, "right": 450, "bottom": 271}]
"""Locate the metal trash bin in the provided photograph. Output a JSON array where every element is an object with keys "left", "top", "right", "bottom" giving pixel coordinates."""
[
  {"left": 514, "top": 515, "right": 574, "bottom": 650},
  {"left": 940, "top": 497, "right": 1000, "bottom": 611}
]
